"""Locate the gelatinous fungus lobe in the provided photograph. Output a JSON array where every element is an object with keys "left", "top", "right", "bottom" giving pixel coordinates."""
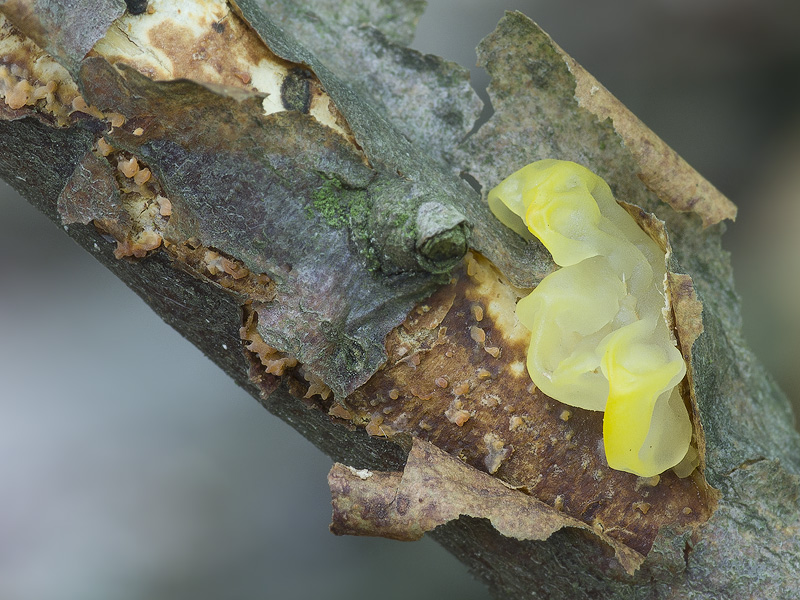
[{"left": 489, "top": 160, "right": 691, "bottom": 477}]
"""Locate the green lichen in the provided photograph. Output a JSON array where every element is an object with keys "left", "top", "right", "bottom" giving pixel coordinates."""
[
  {"left": 307, "top": 173, "right": 466, "bottom": 275},
  {"left": 349, "top": 189, "right": 381, "bottom": 272},
  {"left": 307, "top": 174, "right": 380, "bottom": 272},
  {"left": 393, "top": 213, "right": 409, "bottom": 228},
  {"left": 310, "top": 176, "right": 349, "bottom": 228}
]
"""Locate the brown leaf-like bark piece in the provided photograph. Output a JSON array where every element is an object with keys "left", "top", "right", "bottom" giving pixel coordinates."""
[
  {"left": 669, "top": 272, "right": 709, "bottom": 470},
  {"left": 670, "top": 273, "right": 705, "bottom": 353},
  {"left": 329, "top": 437, "right": 644, "bottom": 574},
  {"left": 57, "top": 148, "right": 125, "bottom": 226}
]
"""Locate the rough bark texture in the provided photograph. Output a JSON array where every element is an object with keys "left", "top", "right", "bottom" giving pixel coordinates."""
[{"left": 1, "top": 1, "right": 798, "bottom": 598}]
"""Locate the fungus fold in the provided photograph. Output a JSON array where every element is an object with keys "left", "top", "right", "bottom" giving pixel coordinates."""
[{"left": 488, "top": 160, "right": 691, "bottom": 476}]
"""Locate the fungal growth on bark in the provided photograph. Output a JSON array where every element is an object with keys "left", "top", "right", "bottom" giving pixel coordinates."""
[{"left": 488, "top": 159, "right": 693, "bottom": 477}]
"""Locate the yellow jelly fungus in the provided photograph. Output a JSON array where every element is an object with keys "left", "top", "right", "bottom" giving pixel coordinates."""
[{"left": 488, "top": 159, "right": 691, "bottom": 477}]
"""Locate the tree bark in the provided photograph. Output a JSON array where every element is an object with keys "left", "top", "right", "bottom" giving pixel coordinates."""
[{"left": 1, "top": 1, "right": 798, "bottom": 598}]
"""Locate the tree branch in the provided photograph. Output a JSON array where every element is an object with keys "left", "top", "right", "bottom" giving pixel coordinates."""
[{"left": 2, "top": 1, "right": 798, "bottom": 597}]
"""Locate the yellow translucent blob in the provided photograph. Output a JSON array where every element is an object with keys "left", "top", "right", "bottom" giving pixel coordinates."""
[{"left": 488, "top": 160, "right": 691, "bottom": 476}]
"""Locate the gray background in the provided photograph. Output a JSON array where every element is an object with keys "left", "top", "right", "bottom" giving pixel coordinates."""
[{"left": 2, "top": 1, "right": 799, "bottom": 598}]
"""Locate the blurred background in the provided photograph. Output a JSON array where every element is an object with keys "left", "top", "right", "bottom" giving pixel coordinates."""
[{"left": 1, "top": 1, "right": 799, "bottom": 598}]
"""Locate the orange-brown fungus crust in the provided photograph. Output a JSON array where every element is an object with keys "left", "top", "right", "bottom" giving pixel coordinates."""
[
  {"left": 303, "top": 371, "right": 333, "bottom": 401},
  {"left": 71, "top": 139, "right": 276, "bottom": 303},
  {"left": 84, "top": 146, "right": 168, "bottom": 259},
  {"left": 238, "top": 308, "right": 284, "bottom": 397},
  {"left": 168, "top": 241, "right": 274, "bottom": 300},
  {"left": 0, "top": 14, "right": 81, "bottom": 125},
  {"left": 344, "top": 252, "right": 716, "bottom": 557},
  {"left": 0, "top": 14, "right": 139, "bottom": 131}
]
